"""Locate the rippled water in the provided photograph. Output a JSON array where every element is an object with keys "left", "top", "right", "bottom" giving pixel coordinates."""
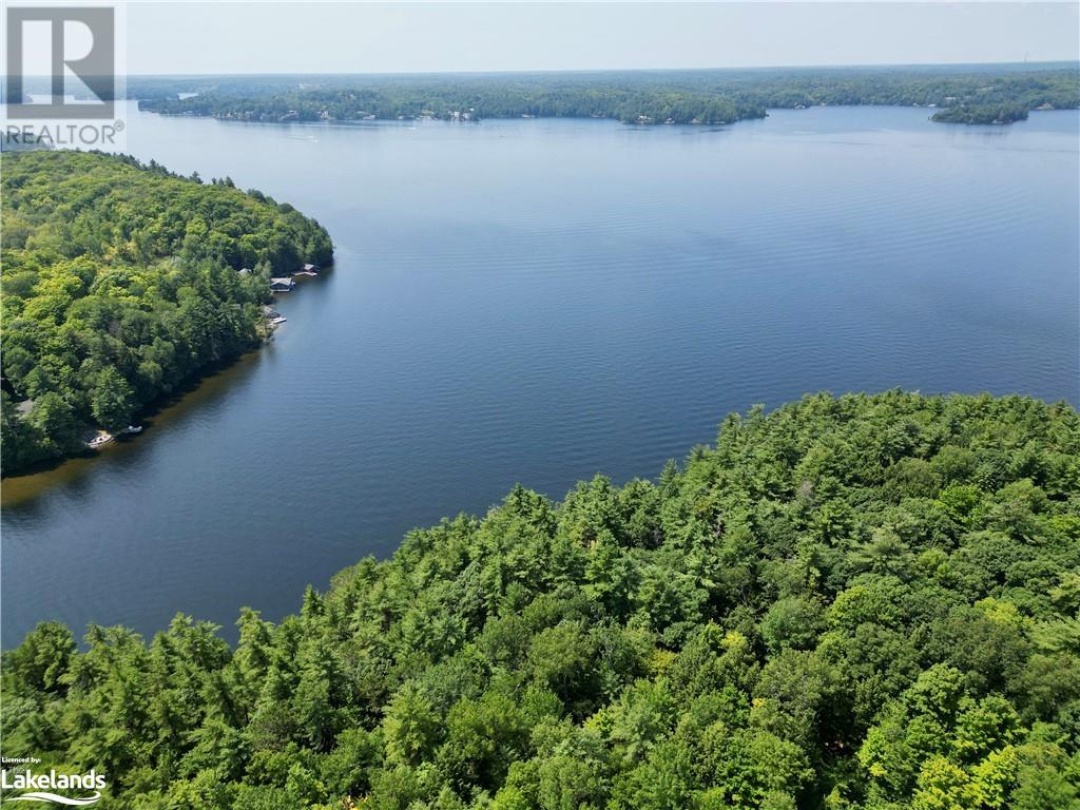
[{"left": 2, "top": 103, "right": 1077, "bottom": 647}]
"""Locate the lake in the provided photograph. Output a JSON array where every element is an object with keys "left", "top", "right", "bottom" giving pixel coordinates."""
[{"left": 2, "top": 103, "right": 1077, "bottom": 648}]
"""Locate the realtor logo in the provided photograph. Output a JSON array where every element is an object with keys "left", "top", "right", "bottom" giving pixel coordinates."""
[{"left": 5, "top": 6, "right": 116, "bottom": 119}]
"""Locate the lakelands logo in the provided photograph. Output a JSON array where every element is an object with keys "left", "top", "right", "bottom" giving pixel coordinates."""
[
  {"left": 3, "top": 3, "right": 127, "bottom": 149},
  {"left": 0, "top": 769, "right": 106, "bottom": 806}
]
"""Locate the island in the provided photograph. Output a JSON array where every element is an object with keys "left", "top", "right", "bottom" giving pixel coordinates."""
[
  {"left": 931, "top": 104, "right": 1030, "bottom": 125},
  {"left": 2, "top": 392, "right": 1078, "bottom": 807},
  {"left": 0, "top": 150, "right": 333, "bottom": 475},
  {"left": 132, "top": 64, "right": 1080, "bottom": 126}
]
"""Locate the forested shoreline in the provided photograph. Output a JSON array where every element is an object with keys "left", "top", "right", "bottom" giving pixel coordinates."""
[
  {"left": 3, "top": 392, "right": 1078, "bottom": 809},
  {"left": 131, "top": 65, "right": 1080, "bottom": 126},
  {"left": 930, "top": 105, "right": 1030, "bottom": 125},
  {"left": 0, "top": 151, "right": 333, "bottom": 474}
]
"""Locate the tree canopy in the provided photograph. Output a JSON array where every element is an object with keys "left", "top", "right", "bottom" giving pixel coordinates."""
[
  {"left": 132, "top": 65, "right": 1080, "bottom": 126},
  {"left": 3, "top": 391, "right": 1079, "bottom": 808},
  {"left": 0, "top": 150, "right": 333, "bottom": 473}
]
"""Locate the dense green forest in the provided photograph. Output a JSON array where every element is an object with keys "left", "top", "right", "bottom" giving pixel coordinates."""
[
  {"left": 0, "top": 150, "right": 333, "bottom": 474},
  {"left": 3, "top": 392, "right": 1079, "bottom": 809},
  {"left": 132, "top": 65, "right": 1080, "bottom": 125},
  {"left": 930, "top": 105, "right": 1029, "bottom": 125}
]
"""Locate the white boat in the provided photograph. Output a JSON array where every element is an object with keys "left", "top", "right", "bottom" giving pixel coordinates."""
[
  {"left": 88, "top": 433, "right": 114, "bottom": 449},
  {"left": 124, "top": 425, "right": 144, "bottom": 434}
]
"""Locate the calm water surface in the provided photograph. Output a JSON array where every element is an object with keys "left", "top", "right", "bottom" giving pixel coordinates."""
[{"left": 2, "top": 103, "right": 1077, "bottom": 647}]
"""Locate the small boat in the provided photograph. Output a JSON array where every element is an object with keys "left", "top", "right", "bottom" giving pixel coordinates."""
[
  {"left": 88, "top": 433, "right": 114, "bottom": 449},
  {"left": 123, "top": 425, "right": 144, "bottom": 434}
]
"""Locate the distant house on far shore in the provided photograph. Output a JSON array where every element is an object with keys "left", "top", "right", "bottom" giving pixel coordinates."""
[
  {"left": 238, "top": 267, "right": 252, "bottom": 276},
  {"left": 270, "top": 277, "right": 295, "bottom": 292}
]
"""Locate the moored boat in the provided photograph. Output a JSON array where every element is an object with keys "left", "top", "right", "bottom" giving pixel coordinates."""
[{"left": 88, "top": 432, "right": 115, "bottom": 449}]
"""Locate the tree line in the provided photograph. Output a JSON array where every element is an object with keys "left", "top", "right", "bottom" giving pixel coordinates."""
[
  {"left": 0, "top": 150, "right": 333, "bottom": 474},
  {"left": 132, "top": 66, "right": 1080, "bottom": 126},
  {"left": 930, "top": 105, "right": 1029, "bottom": 125},
  {"left": 3, "top": 391, "right": 1079, "bottom": 809}
]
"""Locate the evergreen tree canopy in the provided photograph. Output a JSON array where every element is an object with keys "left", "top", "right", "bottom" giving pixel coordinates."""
[{"left": 3, "top": 392, "right": 1079, "bottom": 809}]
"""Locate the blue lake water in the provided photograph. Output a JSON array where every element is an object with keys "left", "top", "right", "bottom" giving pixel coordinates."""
[{"left": 2, "top": 103, "right": 1077, "bottom": 647}]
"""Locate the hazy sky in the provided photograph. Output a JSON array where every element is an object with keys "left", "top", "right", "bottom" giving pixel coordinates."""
[{"left": 125, "top": 2, "right": 1079, "bottom": 75}]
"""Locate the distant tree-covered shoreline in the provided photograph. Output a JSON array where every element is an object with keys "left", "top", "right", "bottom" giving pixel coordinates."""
[
  {"left": 930, "top": 104, "right": 1030, "bottom": 125},
  {"left": 3, "top": 392, "right": 1079, "bottom": 808},
  {"left": 0, "top": 151, "right": 333, "bottom": 474},
  {"left": 130, "top": 65, "right": 1080, "bottom": 126}
]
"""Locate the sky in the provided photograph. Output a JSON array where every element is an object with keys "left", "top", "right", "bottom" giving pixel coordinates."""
[{"left": 117, "top": 2, "right": 1078, "bottom": 75}]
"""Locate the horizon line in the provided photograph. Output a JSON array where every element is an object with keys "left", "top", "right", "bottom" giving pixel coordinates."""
[{"left": 114, "top": 60, "right": 1080, "bottom": 79}]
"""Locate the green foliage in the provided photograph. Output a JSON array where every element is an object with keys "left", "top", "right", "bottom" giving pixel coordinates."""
[
  {"left": 930, "top": 104, "right": 1029, "bottom": 124},
  {"left": 0, "top": 151, "right": 332, "bottom": 473},
  {"left": 133, "top": 66, "right": 1080, "bottom": 127},
  {"left": 3, "top": 392, "right": 1079, "bottom": 809}
]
